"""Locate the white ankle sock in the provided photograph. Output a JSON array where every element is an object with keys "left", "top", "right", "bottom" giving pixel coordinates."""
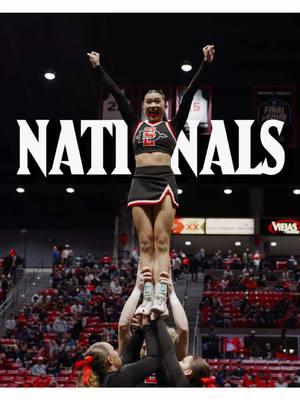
[{"left": 143, "top": 282, "right": 154, "bottom": 299}]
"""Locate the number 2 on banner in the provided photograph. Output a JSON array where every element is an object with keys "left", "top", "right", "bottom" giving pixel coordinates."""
[{"left": 107, "top": 101, "right": 119, "bottom": 112}]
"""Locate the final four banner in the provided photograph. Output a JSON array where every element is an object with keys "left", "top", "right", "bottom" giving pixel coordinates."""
[{"left": 253, "top": 86, "right": 296, "bottom": 148}]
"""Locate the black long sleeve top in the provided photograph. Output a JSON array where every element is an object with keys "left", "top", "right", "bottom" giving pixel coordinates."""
[
  {"left": 103, "top": 324, "right": 159, "bottom": 387},
  {"left": 153, "top": 318, "right": 190, "bottom": 387},
  {"left": 94, "top": 60, "right": 208, "bottom": 137}
]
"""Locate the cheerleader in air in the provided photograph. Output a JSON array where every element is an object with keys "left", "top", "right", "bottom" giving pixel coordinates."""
[{"left": 88, "top": 45, "right": 215, "bottom": 316}]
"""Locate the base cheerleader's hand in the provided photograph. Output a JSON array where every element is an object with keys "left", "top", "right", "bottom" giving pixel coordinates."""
[
  {"left": 136, "top": 267, "right": 153, "bottom": 291},
  {"left": 203, "top": 45, "right": 215, "bottom": 63},
  {"left": 87, "top": 51, "right": 100, "bottom": 68}
]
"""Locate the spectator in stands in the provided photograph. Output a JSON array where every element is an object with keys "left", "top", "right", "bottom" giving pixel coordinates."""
[
  {"left": 232, "top": 361, "right": 245, "bottom": 378},
  {"left": 46, "top": 357, "right": 60, "bottom": 376},
  {"left": 192, "top": 248, "right": 205, "bottom": 277},
  {"left": 223, "top": 266, "right": 233, "bottom": 279},
  {"left": 231, "top": 296, "right": 241, "bottom": 310},
  {"left": 216, "top": 364, "right": 229, "bottom": 387},
  {"left": 0, "top": 352, "right": 12, "bottom": 369},
  {"left": 53, "top": 314, "right": 68, "bottom": 338},
  {"left": 207, "top": 327, "right": 220, "bottom": 358},
  {"left": 231, "top": 253, "right": 242, "bottom": 268},
  {"left": 242, "top": 247, "right": 250, "bottom": 266},
  {"left": 190, "top": 256, "right": 199, "bottom": 282},
  {"left": 223, "top": 311, "right": 232, "bottom": 327},
  {"left": 1, "top": 274, "right": 9, "bottom": 301},
  {"left": 52, "top": 246, "right": 61, "bottom": 267},
  {"left": 172, "top": 253, "right": 181, "bottom": 282},
  {"left": 287, "top": 255, "right": 298, "bottom": 269},
  {"left": 84, "top": 253, "right": 95, "bottom": 268},
  {"left": 211, "top": 252, "right": 223, "bottom": 269},
  {"left": 61, "top": 244, "right": 73, "bottom": 267},
  {"left": 31, "top": 356, "right": 47, "bottom": 376},
  {"left": 4, "top": 248, "right": 22, "bottom": 282},
  {"left": 220, "top": 277, "right": 230, "bottom": 291},
  {"left": 100, "top": 252, "right": 113, "bottom": 266},
  {"left": 77, "top": 287, "right": 92, "bottom": 303},
  {"left": 210, "top": 309, "right": 224, "bottom": 327},
  {"left": 288, "top": 370, "right": 300, "bottom": 387},
  {"left": 275, "top": 374, "right": 287, "bottom": 387},
  {"left": 249, "top": 342, "right": 260, "bottom": 358},
  {"left": 211, "top": 296, "right": 223, "bottom": 310},
  {"left": 71, "top": 300, "right": 83, "bottom": 315},
  {"left": 5, "top": 312, "right": 16, "bottom": 337},
  {"left": 110, "top": 278, "right": 122, "bottom": 295},
  {"left": 262, "top": 342, "right": 273, "bottom": 360},
  {"left": 182, "top": 254, "right": 190, "bottom": 273}
]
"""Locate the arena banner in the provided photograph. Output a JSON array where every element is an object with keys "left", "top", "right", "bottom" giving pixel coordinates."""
[
  {"left": 176, "top": 85, "right": 212, "bottom": 134},
  {"left": 138, "top": 85, "right": 173, "bottom": 120},
  {"left": 206, "top": 218, "right": 254, "bottom": 235},
  {"left": 253, "top": 85, "right": 296, "bottom": 148},
  {"left": 100, "top": 86, "right": 134, "bottom": 119},
  {"left": 172, "top": 218, "right": 205, "bottom": 234},
  {"left": 222, "top": 336, "right": 244, "bottom": 353},
  {"left": 261, "top": 218, "right": 300, "bottom": 235}
]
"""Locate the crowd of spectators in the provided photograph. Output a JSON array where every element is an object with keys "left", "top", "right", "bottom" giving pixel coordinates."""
[
  {"left": 1, "top": 242, "right": 300, "bottom": 387},
  {"left": 0, "top": 248, "right": 24, "bottom": 304},
  {"left": 0, "top": 246, "right": 139, "bottom": 386}
]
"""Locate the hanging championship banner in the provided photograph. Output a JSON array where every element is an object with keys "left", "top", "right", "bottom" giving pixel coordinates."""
[
  {"left": 100, "top": 86, "right": 134, "bottom": 119},
  {"left": 138, "top": 85, "right": 173, "bottom": 120},
  {"left": 261, "top": 218, "right": 300, "bottom": 235},
  {"left": 172, "top": 218, "right": 205, "bottom": 235},
  {"left": 176, "top": 85, "right": 212, "bottom": 134},
  {"left": 253, "top": 86, "right": 296, "bottom": 148}
]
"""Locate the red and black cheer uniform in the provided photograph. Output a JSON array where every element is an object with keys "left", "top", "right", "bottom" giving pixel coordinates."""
[
  {"left": 94, "top": 59, "right": 208, "bottom": 208},
  {"left": 102, "top": 324, "right": 159, "bottom": 387}
]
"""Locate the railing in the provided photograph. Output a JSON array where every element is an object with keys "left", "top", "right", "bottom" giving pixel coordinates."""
[
  {"left": 182, "top": 269, "right": 189, "bottom": 310},
  {"left": 192, "top": 310, "right": 200, "bottom": 356},
  {"left": 0, "top": 259, "right": 45, "bottom": 324}
]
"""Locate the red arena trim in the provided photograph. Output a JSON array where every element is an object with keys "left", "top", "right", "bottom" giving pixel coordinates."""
[{"left": 128, "top": 185, "right": 179, "bottom": 208}]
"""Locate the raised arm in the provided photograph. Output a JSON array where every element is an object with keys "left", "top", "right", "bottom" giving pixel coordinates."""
[
  {"left": 159, "top": 272, "right": 189, "bottom": 360},
  {"left": 88, "top": 51, "right": 139, "bottom": 131},
  {"left": 109, "top": 320, "right": 159, "bottom": 387},
  {"left": 152, "top": 318, "right": 190, "bottom": 387},
  {"left": 118, "top": 266, "right": 152, "bottom": 354},
  {"left": 171, "top": 45, "right": 215, "bottom": 134}
]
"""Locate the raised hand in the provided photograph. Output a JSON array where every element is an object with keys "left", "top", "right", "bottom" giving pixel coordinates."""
[
  {"left": 87, "top": 51, "right": 100, "bottom": 68},
  {"left": 203, "top": 45, "right": 215, "bottom": 63},
  {"left": 136, "top": 267, "right": 153, "bottom": 291}
]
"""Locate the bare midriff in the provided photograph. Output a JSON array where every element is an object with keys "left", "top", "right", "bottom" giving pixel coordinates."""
[{"left": 135, "top": 152, "right": 171, "bottom": 167}]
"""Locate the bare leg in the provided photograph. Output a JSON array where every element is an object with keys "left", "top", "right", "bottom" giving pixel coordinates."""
[
  {"left": 132, "top": 205, "right": 155, "bottom": 315},
  {"left": 132, "top": 205, "right": 154, "bottom": 271},
  {"left": 151, "top": 195, "right": 176, "bottom": 314}
]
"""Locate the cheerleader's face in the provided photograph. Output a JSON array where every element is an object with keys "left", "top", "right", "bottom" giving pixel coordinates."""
[
  {"left": 179, "top": 355, "right": 193, "bottom": 376},
  {"left": 102, "top": 342, "right": 122, "bottom": 369},
  {"left": 143, "top": 92, "right": 166, "bottom": 122}
]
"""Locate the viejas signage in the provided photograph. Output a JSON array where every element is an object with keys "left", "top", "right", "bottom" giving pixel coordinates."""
[{"left": 261, "top": 219, "right": 300, "bottom": 235}]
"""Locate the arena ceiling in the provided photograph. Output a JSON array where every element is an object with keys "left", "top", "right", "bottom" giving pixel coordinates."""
[{"left": 0, "top": 13, "right": 299, "bottom": 228}]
